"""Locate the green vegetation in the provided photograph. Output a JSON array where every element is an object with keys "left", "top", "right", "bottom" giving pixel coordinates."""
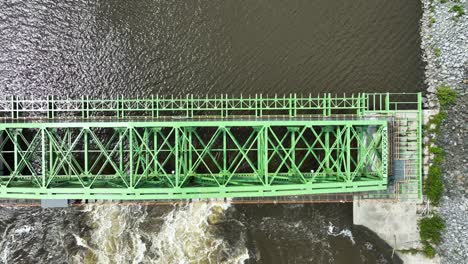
[
  {"left": 425, "top": 165, "right": 444, "bottom": 205},
  {"left": 423, "top": 243, "right": 436, "bottom": 258},
  {"left": 424, "top": 111, "right": 447, "bottom": 134},
  {"left": 428, "top": 146, "right": 444, "bottom": 155},
  {"left": 440, "top": 0, "right": 447, "bottom": 3},
  {"left": 434, "top": 47, "right": 441, "bottom": 58},
  {"left": 449, "top": 5, "right": 465, "bottom": 17},
  {"left": 424, "top": 86, "right": 457, "bottom": 206},
  {"left": 419, "top": 87, "right": 458, "bottom": 258},
  {"left": 419, "top": 214, "right": 445, "bottom": 258},
  {"left": 429, "top": 16, "right": 436, "bottom": 27},
  {"left": 436, "top": 86, "right": 458, "bottom": 106},
  {"left": 419, "top": 214, "right": 445, "bottom": 244}
]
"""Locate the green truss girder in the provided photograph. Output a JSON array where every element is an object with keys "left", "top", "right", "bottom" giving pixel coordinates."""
[
  {"left": 0, "top": 93, "right": 423, "bottom": 200},
  {"left": 0, "top": 119, "right": 388, "bottom": 199}
]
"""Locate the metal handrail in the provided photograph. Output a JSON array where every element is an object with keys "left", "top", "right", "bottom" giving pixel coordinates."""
[{"left": 0, "top": 93, "right": 421, "bottom": 120}]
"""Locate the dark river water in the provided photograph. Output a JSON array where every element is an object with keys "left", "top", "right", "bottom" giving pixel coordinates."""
[{"left": 0, "top": 0, "right": 424, "bottom": 263}]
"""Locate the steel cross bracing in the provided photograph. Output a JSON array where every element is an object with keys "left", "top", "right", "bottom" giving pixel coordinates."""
[{"left": 0, "top": 93, "right": 421, "bottom": 200}]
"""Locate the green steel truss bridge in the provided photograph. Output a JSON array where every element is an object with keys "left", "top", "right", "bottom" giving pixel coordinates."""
[{"left": 0, "top": 93, "right": 422, "bottom": 200}]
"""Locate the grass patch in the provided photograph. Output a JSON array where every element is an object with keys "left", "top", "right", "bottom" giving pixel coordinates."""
[
  {"left": 429, "top": 146, "right": 444, "bottom": 156},
  {"left": 423, "top": 86, "right": 457, "bottom": 205},
  {"left": 419, "top": 214, "right": 445, "bottom": 258},
  {"left": 425, "top": 165, "right": 444, "bottom": 205},
  {"left": 423, "top": 242, "right": 436, "bottom": 258},
  {"left": 436, "top": 86, "right": 458, "bottom": 106},
  {"left": 434, "top": 47, "right": 441, "bottom": 58},
  {"left": 424, "top": 111, "right": 447, "bottom": 134},
  {"left": 419, "top": 214, "right": 445, "bottom": 244},
  {"left": 449, "top": 5, "right": 465, "bottom": 17},
  {"left": 429, "top": 16, "right": 436, "bottom": 27},
  {"left": 440, "top": 0, "right": 447, "bottom": 3}
]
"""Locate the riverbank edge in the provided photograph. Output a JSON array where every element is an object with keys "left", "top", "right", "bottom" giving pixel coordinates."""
[{"left": 354, "top": 0, "right": 467, "bottom": 263}]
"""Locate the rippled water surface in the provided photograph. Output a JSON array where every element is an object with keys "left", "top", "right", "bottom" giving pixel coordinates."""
[
  {"left": 0, "top": 0, "right": 423, "bottom": 97},
  {"left": 0, "top": 0, "right": 423, "bottom": 263}
]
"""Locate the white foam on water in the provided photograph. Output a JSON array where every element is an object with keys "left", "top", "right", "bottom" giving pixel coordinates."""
[
  {"left": 75, "top": 202, "right": 248, "bottom": 264},
  {"left": 72, "top": 234, "right": 91, "bottom": 249},
  {"left": 13, "top": 225, "right": 33, "bottom": 235},
  {"left": 147, "top": 202, "right": 247, "bottom": 264},
  {"left": 0, "top": 242, "right": 10, "bottom": 264},
  {"left": 326, "top": 222, "right": 356, "bottom": 245}
]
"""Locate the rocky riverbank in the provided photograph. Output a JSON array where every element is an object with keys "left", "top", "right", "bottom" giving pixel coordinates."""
[{"left": 420, "top": 0, "right": 467, "bottom": 263}]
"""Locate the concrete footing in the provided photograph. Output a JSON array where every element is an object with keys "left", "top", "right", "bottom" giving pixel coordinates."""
[
  {"left": 41, "top": 199, "right": 68, "bottom": 208},
  {"left": 353, "top": 199, "right": 440, "bottom": 264}
]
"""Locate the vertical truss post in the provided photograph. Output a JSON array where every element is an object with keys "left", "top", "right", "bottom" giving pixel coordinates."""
[
  {"left": 10, "top": 96, "right": 14, "bottom": 119},
  {"left": 117, "top": 95, "right": 121, "bottom": 118},
  {"left": 292, "top": 93, "right": 297, "bottom": 117},
  {"left": 181, "top": 127, "right": 187, "bottom": 178},
  {"left": 324, "top": 127, "right": 330, "bottom": 173},
  {"left": 48, "top": 129, "right": 53, "bottom": 177},
  {"left": 175, "top": 126, "right": 179, "bottom": 187},
  {"left": 223, "top": 127, "right": 227, "bottom": 178},
  {"left": 255, "top": 94, "right": 258, "bottom": 117},
  {"left": 191, "top": 94, "right": 195, "bottom": 118},
  {"left": 254, "top": 127, "right": 263, "bottom": 184},
  {"left": 186, "top": 94, "right": 190, "bottom": 118},
  {"left": 334, "top": 126, "right": 343, "bottom": 181},
  {"left": 66, "top": 128, "right": 71, "bottom": 178},
  {"left": 188, "top": 128, "right": 193, "bottom": 178},
  {"left": 153, "top": 128, "right": 158, "bottom": 175},
  {"left": 289, "top": 94, "right": 293, "bottom": 117},
  {"left": 322, "top": 94, "right": 326, "bottom": 116},
  {"left": 13, "top": 129, "right": 18, "bottom": 175},
  {"left": 129, "top": 126, "right": 133, "bottom": 188},
  {"left": 155, "top": 95, "right": 160, "bottom": 118},
  {"left": 144, "top": 128, "right": 150, "bottom": 181},
  {"left": 264, "top": 125, "right": 269, "bottom": 185},
  {"left": 118, "top": 128, "right": 123, "bottom": 174},
  {"left": 225, "top": 94, "right": 229, "bottom": 117},
  {"left": 288, "top": 127, "right": 298, "bottom": 175},
  {"left": 385, "top": 92, "right": 390, "bottom": 113},
  {"left": 41, "top": 128, "right": 46, "bottom": 188},
  {"left": 259, "top": 94, "right": 263, "bottom": 117},
  {"left": 81, "top": 96, "right": 85, "bottom": 119},
  {"left": 357, "top": 93, "right": 361, "bottom": 116},
  {"left": 357, "top": 126, "right": 366, "bottom": 179},
  {"left": 346, "top": 125, "right": 351, "bottom": 182},
  {"left": 181, "top": 127, "right": 193, "bottom": 181}
]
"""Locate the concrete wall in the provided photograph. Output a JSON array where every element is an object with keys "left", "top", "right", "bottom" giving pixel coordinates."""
[{"left": 353, "top": 199, "right": 440, "bottom": 264}]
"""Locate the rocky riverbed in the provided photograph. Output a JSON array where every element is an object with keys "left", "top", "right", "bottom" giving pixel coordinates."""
[{"left": 420, "top": 0, "right": 467, "bottom": 263}]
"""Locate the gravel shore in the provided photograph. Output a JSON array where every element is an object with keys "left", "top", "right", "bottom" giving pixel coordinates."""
[{"left": 420, "top": 0, "right": 467, "bottom": 263}]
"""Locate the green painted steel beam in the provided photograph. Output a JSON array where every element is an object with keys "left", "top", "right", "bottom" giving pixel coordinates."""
[
  {"left": 0, "top": 120, "right": 388, "bottom": 199},
  {"left": 0, "top": 93, "right": 422, "bottom": 200}
]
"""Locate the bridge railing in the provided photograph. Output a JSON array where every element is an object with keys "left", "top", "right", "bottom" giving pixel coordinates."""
[{"left": 0, "top": 93, "right": 420, "bottom": 119}]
